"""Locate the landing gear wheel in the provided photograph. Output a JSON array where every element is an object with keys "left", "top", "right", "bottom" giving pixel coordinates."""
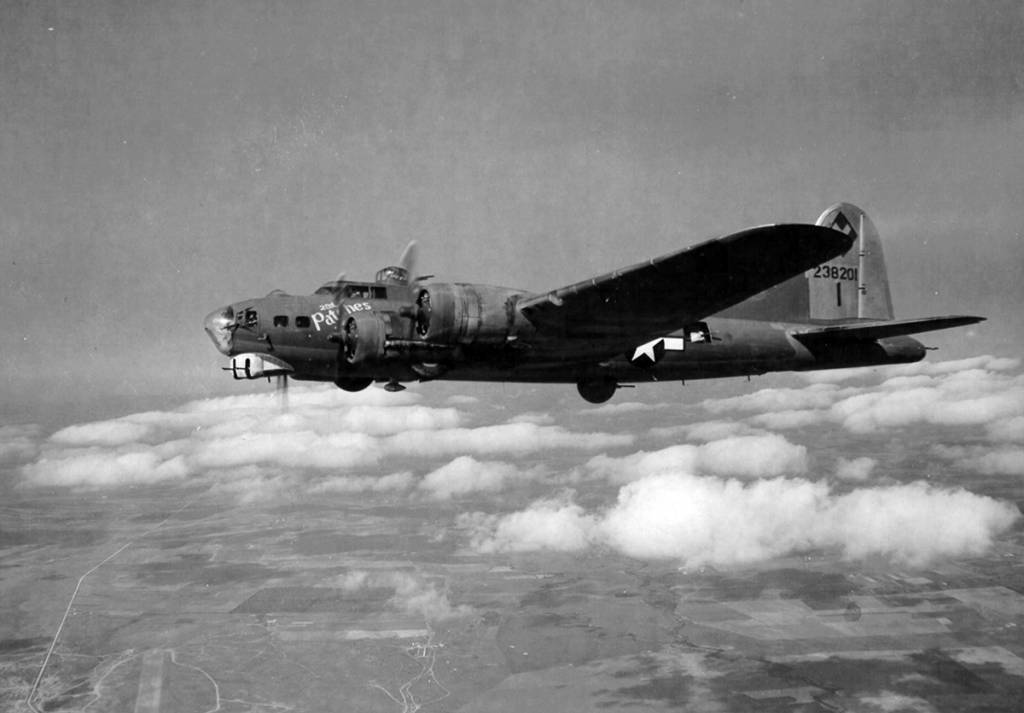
[
  {"left": 334, "top": 377, "right": 373, "bottom": 392},
  {"left": 577, "top": 378, "right": 617, "bottom": 404}
]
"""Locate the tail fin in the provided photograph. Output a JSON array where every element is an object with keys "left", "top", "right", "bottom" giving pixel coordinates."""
[
  {"left": 813, "top": 203, "right": 893, "bottom": 321},
  {"left": 719, "top": 203, "right": 894, "bottom": 323}
]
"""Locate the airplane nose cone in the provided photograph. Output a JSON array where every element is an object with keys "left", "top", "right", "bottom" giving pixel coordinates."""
[{"left": 204, "top": 306, "right": 235, "bottom": 355}]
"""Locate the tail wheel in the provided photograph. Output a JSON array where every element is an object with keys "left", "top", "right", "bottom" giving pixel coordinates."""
[{"left": 577, "top": 378, "right": 617, "bottom": 404}]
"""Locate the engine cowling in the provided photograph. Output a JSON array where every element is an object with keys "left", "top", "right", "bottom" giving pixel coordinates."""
[
  {"left": 414, "top": 284, "right": 524, "bottom": 345},
  {"left": 341, "top": 312, "right": 388, "bottom": 366}
]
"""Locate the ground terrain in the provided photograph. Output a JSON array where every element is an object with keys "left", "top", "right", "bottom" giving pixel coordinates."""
[{"left": 3, "top": 484, "right": 1023, "bottom": 712}]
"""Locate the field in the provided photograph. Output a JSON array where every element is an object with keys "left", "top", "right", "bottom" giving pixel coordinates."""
[{"left": 3, "top": 481, "right": 1023, "bottom": 712}]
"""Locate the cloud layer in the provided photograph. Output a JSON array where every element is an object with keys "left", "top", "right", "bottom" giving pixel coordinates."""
[
  {"left": 585, "top": 434, "right": 807, "bottom": 484},
  {"left": 456, "top": 355, "right": 1024, "bottom": 566},
  {"left": 702, "top": 355, "right": 1024, "bottom": 440},
  {"left": 12, "top": 386, "right": 631, "bottom": 491},
  {"left": 695, "top": 355, "right": 1024, "bottom": 480},
  {"left": 463, "top": 474, "right": 1019, "bottom": 567},
  {"left": 4, "top": 355, "right": 1022, "bottom": 569}
]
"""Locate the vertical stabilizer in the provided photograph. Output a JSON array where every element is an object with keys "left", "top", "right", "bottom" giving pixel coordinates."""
[
  {"left": 718, "top": 203, "right": 894, "bottom": 323},
  {"left": 813, "top": 203, "right": 893, "bottom": 321}
]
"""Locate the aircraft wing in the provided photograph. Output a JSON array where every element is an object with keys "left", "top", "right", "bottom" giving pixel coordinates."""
[
  {"left": 792, "top": 315, "right": 985, "bottom": 344},
  {"left": 518, "top": 224, "right": 855, "bottom": 342}
]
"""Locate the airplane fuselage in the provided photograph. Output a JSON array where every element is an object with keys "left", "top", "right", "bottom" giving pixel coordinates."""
[{"left": 206, "top": 283, "right": 926, "bottom": 401}]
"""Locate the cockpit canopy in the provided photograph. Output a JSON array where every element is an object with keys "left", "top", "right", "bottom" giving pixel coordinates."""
[
  {"left": 313, "top": 281, "right": 389, "bottom": 300},
  {"left": 375, "top": 265, "right": 410, "bottom": 284},
  {"left": 313, "top": 264, "right": 410, "bottom": 297}
]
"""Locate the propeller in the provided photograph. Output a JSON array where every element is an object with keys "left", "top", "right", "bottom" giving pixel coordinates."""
[
  {"left": 330, "top": 269, "right": 347, "bottom": 304},
  {"left": 342, "top": 315, "right": 359, "bottom": 362},
  {"left": 398, "top": 241, "right": 418, "bottom": 284}
]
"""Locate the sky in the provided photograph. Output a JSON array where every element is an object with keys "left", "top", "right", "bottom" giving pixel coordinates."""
[{"left": 2, "top": 0, "right": 1023, "bottom": 421}]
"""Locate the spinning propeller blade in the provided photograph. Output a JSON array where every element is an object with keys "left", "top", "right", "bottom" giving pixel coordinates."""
[{"left": 398, "top": 241, "right": 418, "bottom": 284}]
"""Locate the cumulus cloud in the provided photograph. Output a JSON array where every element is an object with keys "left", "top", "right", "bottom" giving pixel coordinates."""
[
  {"left": 835, "top": 456, "right": 877, "bottom": 482},
  {"left": 16, "top": 384, "right": 631, "bottom": 492},
  {"left": 459, "top": 496, "right": 596, "bottom": 554},
  {"left": 586, "top": 445, "right": 700, "bottom": 484},
  {"left": 0, "top": 425, "right": 42, "bottom": 466},
  {"left": 464, "top": 473, "right": 1019, "bottom": 567},
  {"left": 579, "top": 401, "right": 661, "bottom": 417},
  {"left": 330, "top": 570, "right": 470, "bottom": 622},
  {"left": 22, "top": 449, "right": 189, "bottom": 488},
  {"left": 49, "top": 421, "right": 154, "bottom": 447},
  {"left": 886, "top": 355, "right": 1020, "bottom": 377},
  {"left": 507, "top": 411, "right": 555, "bottom": 425},
  {"left": 801, "top": 366, "right": 878, "bottom": 383},
  {"left": 379, "top": 422, "right": 633, "bottom": 459},
  {"left": 748, "top": 409, "right": 826, "bottom": 430},
  {"left": 649, "top": 420, "right": 760, "bottom": 441},
  {"left": 419, "top": 456, "right": 544, "bottom": 499},
  {"left": 207, "top": 469, "right": 302, "bottom": 504},
  {"left": 825, "top": 482, "right": 1019, "bottom": 564},
  {"left": 692, "top": 435, "right": 809, "bottom": 478},
  {"left": 830, "top": 368, "right": 1024, "bottom": 434},
  {"left": 860, "top": 693, "right": 937, "bottom": 713},
  {"left": 801, "top": 355, "right": 1019, "bottom": 384},
  {"left": 972, "top": 449, "right": 1024, "bottom": 476},
  {"left": 933, "top": 445, "right": 1024, "bottom": 476},
  {"left": 703, "top": 356, "right": 1024, "bottom": 440},
  {"left": 987, "top": 415, "right": 1024, "bottom": 442},
  {"left": 329, "top": 404, "right": 461, "bottom": 436},
  {"left": 702, "top": 384, "right": 845, "bottom": 414},
  {"left": 190, "top": 429, "right": 382, "bottom": 472},
  {"left": 598, "top": 474, "right": 827, "bottom": 562},
  {"left": 586, "top": 434, "right": 807, "bottom": 484}
]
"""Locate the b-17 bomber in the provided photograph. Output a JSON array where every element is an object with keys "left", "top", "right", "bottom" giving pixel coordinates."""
[{"left": 204, "top": 203, "right": 983, "bottom": 402}]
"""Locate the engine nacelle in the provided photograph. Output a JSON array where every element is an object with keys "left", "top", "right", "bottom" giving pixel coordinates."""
[
  {"left": 415, "top": 284, "right": 525, "bottom": 345},
  {"left": 341, "top": 312, "right": 388, "bottom": 366}
]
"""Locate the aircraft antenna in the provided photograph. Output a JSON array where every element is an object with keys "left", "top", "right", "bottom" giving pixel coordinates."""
[{"left": 276, "top": 374, "right": 289, "bottom": 412}]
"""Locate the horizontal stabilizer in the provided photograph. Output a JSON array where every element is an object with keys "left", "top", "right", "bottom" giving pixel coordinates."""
[{"left": 792, "top": 316, "right": 985, "bottom": 344}]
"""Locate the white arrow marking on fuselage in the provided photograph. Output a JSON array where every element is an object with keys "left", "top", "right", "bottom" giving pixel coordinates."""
[{"left": 631, "top": 337, "right": 685, "bottom": 363}]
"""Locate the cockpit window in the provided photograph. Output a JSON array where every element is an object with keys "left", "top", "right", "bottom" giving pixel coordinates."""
[
  {"left": 314, "top": 282, "right": 389, "bottom": 298},
  {"left": 244, "top": 309, "right": 258, "bottom": 327},
  {"left": 375, "top": 266, "right": 409, "bottom": 284},
  {"left": 295, "top": 316, "right": 311, "bottom": 328},
  {"left": 273, "top": 315, "right": 289, "bottom": 327}
]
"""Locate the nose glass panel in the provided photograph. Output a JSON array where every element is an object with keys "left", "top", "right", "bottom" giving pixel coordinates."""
[{"left": 203, "top": 306, "right": 235, "bottom": 355}]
